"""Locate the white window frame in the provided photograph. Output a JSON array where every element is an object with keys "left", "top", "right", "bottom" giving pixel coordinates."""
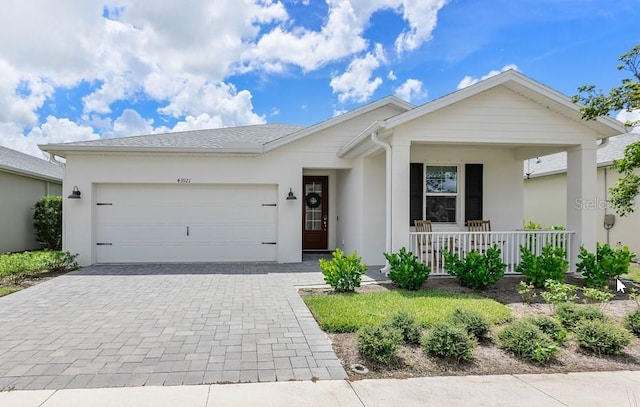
[{"left": 424, "top": 164, "right": 459, "bottom": 223}]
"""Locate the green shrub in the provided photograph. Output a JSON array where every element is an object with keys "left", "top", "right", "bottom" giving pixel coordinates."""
[
  {"left": 517, "top": 281, "right": 537, "bottom": 304},
  {"left": 33, "top": 196, "right": 63, "bottom": 250},
  {"left": 387, "top": 311, "right": 422, "bottom": 345},
  {"left": 497, "top": 320, "right": 558, "bottom": 363},
  {"left": 356, "top": 324, "right": 402, "bottom": 364},
  {"left": 384, "top": 247, "right": 430, "bottom": 290},
  {"left": 576, "top": 243, "right": 636, "bottom": 288},
  {"left": 442, "top": 245, "right": 506, "bottom": 290},
  {"left": 0, "top": 250, "right": 79, "bottom": 285},
  {"left": 574, "top": 319, "right": 633, "bottom": 356},
  {"left": 582, "top": 287, "right": 614, "bottom": 309},
  {"left": 624, "top": 309, "right": 640, "bottom": 336},
  {"left": 516, "top": 244, "right": 568, "bottom": 287},
  {"left": 46, "top": 251, "right": 79, "bottom": 272},
  {"left": 540, "top": 279, "right": 577, "bottom": 311},
  {"left": 422, "top": 322, "right": 476, "bottom": 362},
  {"left": 522, "top": 316, "right": 567, "bottom": 343},
  {"left": 554, "top": 303, "right": 608, "bottom": 329},
  {"left": 448, "top": 308, "right": 490, "bottom": 340},
  {"left": 318, "top": 249, "right": 367, "bottom": 292}
]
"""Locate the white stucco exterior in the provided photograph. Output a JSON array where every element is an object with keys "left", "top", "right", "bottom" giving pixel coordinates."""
[{"left": 42, "top": 71, "right": 626, "bottom": 267}]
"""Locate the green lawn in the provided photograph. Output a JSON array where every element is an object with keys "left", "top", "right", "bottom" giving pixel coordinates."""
[
  {"left": 0, "top": 286, "right": 22, "bottom": 297},
  {"left": 626, "top": 264, "right": 640, "bottom": 283},
  {"left": 303, "top": 289, "right": 512, "bottom": 333}
]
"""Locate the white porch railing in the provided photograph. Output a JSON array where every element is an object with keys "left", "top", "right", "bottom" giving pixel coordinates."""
[{"left": 408, "top": 230, "right": 574, "bottom": 276}]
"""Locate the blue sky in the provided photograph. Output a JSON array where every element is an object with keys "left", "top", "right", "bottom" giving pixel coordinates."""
[{"left": 0, "top": 0, "right": 638, "bottom": 157}]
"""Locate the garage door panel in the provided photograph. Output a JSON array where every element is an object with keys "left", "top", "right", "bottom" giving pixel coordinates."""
[{"left": 95, "top": 184, "right": 278, "bottom": 263}]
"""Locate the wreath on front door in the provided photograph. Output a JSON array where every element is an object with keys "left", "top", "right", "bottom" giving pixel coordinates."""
[{"left": 305, "top": 192, "right": 321, "bottom": 208}]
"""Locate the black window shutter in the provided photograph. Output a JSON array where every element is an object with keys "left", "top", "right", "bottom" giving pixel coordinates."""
[
  {"left": 465, "top": 164, "right": 483, "bottom": 223},
  {"left": 410, "top": 163, "right": 423, "bottom": 226}
]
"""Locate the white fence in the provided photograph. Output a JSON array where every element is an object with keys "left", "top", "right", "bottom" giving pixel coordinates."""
[{"left": 408, "top": 230, "right": 574, "bottom": 276}]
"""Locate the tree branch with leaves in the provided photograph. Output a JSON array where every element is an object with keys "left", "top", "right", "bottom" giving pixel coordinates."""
[{"left": 573, "top": 45, "right": 640, "bottom": 215}]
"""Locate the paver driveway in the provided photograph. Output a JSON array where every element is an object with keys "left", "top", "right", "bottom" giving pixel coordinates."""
[{"left": 0, "top": 262, "right": 380, "bottom": 390}]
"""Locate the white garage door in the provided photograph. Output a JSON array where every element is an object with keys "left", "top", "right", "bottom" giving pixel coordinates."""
[{"left": 95, "top": 184, "right": 278, "bottom": 263}]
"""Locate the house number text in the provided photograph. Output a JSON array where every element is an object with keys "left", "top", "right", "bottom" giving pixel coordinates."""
[{"left": 177, "top": 178, "right": 191, "bottom": 184}]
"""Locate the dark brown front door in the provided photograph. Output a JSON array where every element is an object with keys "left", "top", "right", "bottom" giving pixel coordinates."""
[{"left": 302, "top": 176, "right": 328, "bottom": 250}]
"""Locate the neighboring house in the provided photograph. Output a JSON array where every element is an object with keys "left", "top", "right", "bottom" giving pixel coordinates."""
[
  {"left": 524, "top": 133, "right": 640, "bottom": 256},
  {"left": 0, "top": 146, "right": 63, "bottom": 253},
  {"left": 41, "top": 70, "right": 625, "bottom": 268}
]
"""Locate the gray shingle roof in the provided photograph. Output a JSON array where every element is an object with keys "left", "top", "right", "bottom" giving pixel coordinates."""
[
  {"left": 0, "top": 146, "right": 63, "bottom": 181},
  {"left": 58, "top": 124, "right": 305, "bottom": 149},
  {"left": 526, "top": 132, "right": 640, "bottom": 177}
]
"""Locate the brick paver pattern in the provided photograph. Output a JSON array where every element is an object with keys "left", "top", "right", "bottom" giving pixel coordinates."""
[{"left": 0, "top": 262, "right": 381, "bottom": 390}]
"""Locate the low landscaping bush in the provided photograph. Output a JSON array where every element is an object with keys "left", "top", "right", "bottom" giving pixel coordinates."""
[
  {"left": 0, "top": 250, "right": 79, "bottom": 286},
  {"left": 582, "top": 287, "right": 614, "bottom": 310},
  {"left": 517, "top": 281, "right": 537, "bottom": 305},
  {"left": 356, "top": 324, "right": 402, "bottom": 364},
  {"left": 497, "top": 319, "right": 558, "bottom": 364},
  {"left": 516, "top": 244, "right": 569, "bottom": 287},
  {"left": 448, "top": 308, "right": 490, "bottom": 340},
  {"left": 387, "top": 311, "right": 422, "bottom": 345},
  {"left": 384, "top": 247, "right": 430, "bottom": 290},
  {"left": 33, "top": 196, "right": 63, "bottom": 250},
  {"left": 442, "top": 245, "right": 506, "bottom": 290},
  {"left": 516, "top": 244, "right": 569, "bottom": 288},
  {"left": 576, "top": 243, "right": 635, "bottom": 288},
  {"left": 318, "top": 249, "right": 367, "bottom": 292},
  {"left": 624, "top": 309, "right": 640, "bottom": 336},
  {"left": 540, "top": 279, "right": 577, "bottom": 311},
  {"left": 574, "top": 319, "right": 633, "bottom": 356},
  {"left": 422, "top": 321, "right": 476, "bottom": 362},
  {"left": 522, "top": 316, "right": 567, "bottom": 343},
  {"left": 554, "top": 303, "right": 608, "bottom": 330}
]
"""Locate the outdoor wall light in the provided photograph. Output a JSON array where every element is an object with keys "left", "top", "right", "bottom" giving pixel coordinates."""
[
  {"left": 286, "top": 188, "right": 297, "bottom": 200},
  {"left": 67, "top": 186, "right": 82, "bottom": 199}
]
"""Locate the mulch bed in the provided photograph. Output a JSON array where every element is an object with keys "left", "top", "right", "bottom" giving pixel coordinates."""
[{"left": 301, "top": 276, "right": 640, "bottom": 380}]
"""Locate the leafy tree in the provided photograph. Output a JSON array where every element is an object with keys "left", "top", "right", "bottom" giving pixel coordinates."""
[{"left": 573, "top": 45, "right": 640, "bottom": 215}]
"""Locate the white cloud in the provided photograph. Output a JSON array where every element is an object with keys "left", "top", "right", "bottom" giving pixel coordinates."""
[
  {"left": 0, "top": 116, "right": 99, "bottom": 158},
  {"left": 393, "top": 0, "right": 449, "bottom": 54},
  {"left": 394, "top": 79, "right": 426, "bottom": 102},
  {"left": 387, "top": 70, "right": 397, "bottom": 80},
  {"left": 616, "top": 109, "right": 640, "bottom": 132},
  {"left": 330, "top": 44, "right": 386, "bottom": 103},
  {"left": 102, "top": 109, "right": 155, "bottom": 139},
  {"left": 244, "top": 1, "right": 367, "bottom": 72},
  {"left": 457, "top": 64, "right": 519, "bottom": 90},
  {"left": 158, "top": 80, "right": 265, "bottom": 127}
]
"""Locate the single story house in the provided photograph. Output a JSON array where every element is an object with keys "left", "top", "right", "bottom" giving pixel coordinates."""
[
  {"left": 0, "top": 146, "right": 63, "bottom": 253},
  {"left": 524, "top": 133, "right": 640, "bottom": 256},
  {"left": 41, "top": 70, "right": 625, "bottom": 268}
]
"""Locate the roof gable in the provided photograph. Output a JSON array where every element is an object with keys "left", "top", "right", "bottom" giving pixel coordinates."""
[
  {"left": 385, "top": 70, "right": 626, "bottom": 136},
  {"left": 0, "top": 146, "right": 63, "bottom": 181}
]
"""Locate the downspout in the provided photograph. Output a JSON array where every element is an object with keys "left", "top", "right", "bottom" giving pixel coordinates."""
[
  {"left": 604, "top": 167, "right": 610, "bottom": 245},
  {"left": 371, "top": 131, "right": 392, "bottom": 273}
]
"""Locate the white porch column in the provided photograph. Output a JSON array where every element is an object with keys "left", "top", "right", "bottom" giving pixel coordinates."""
[
  {"left": 566, "top": 144, "right": 597, "bottom": 269},
  {"left": 391, "top": 140, "right": 411, "bottom": 251}
]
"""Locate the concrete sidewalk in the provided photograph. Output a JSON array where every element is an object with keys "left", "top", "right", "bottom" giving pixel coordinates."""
[{"left": 2, "top": 371, "right": 639, "bottom": 407}]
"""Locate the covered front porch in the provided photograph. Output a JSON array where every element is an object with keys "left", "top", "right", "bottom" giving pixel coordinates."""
[{"left": 337, "top": 71, "right": 626, "bottom": 269}]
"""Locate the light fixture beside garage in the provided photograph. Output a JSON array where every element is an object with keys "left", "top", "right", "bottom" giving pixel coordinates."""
[
  {"left": 67, "top": 186, "right": 82, "bottom": 199},
  {"left": 286, "top": 188, "right": 297, "bottom": 200}
]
